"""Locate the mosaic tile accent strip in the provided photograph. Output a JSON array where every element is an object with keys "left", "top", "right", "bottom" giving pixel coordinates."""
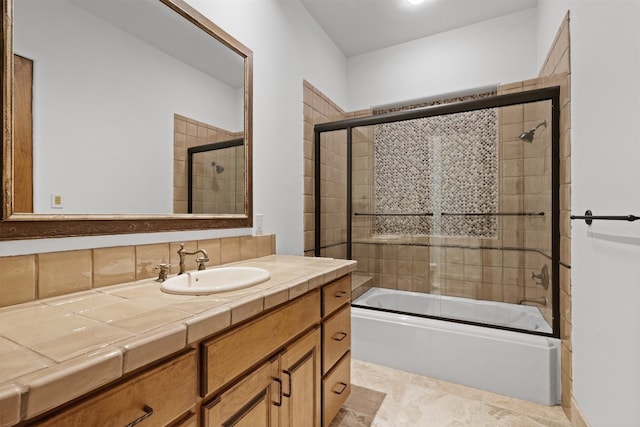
[
  {"left": 373, "top": 90, "right": 497, "bottom": 115},
  {"left": 373, "top": 109, "right": 498, "bottom": 238}
]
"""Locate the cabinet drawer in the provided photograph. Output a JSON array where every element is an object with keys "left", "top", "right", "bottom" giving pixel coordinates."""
[
  {"left": 322, "top": 305, "right": 350, "bottom": 375},
  {"left": 322, "top": 351, "right": 351, "bottom": 427},
  {"left": 321, "top": 276, "right": 351, "bottom": 317},
  {"left": 38, "top": 351, "right": 197, "bottom": 427},
  {"left": 202, "top": 290, "right": 320, "bottom": 397}
]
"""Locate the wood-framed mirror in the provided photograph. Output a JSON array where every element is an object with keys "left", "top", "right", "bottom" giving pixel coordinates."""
[{"left": 1, "top": 0, "right": 253, "bottom": 240}]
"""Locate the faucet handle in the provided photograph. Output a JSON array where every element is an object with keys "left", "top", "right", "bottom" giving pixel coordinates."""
[
  {"left": 155, "top": 263, "right": 171, "bottom": 282},
  {"left": 195, "top": 256, "right": 209, "bottom": 271}
]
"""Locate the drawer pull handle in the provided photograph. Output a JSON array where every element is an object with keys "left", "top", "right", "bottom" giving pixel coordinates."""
[
  {"left": 273, "top": 377, "right": 283, "bottom": 407},
  {"left": 332, "top": 382, "right": 348, "bottom": 395},
  {"left": 283, "top": 370, "right": 292, "bottom": 398},
  {"left": 332, "top": 331, "right": 348, "bottom": 342},
  {"left": 125, "top": 405, "right": 153, "bottom": 427},
  {"left": 335, "top": 291, "right": 348, "bottom": 298}
]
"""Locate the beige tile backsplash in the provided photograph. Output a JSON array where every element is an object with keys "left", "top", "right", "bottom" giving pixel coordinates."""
[
  {"left": 38, "top": 251, "right": 93, "bottom": 299},
  {"left": 135, "top": 243, "right": 171, "bottom": 281},
  {"left": 220, "top": 236, "right": 242, "bottom": 264},
  {"left": 0, "top": 234, "right": 276, "bottom": 309},
  {"left": 0, "top": 255, "right": 36, "bottom": 306},
  {"left": 92, "top": 246, "right": 136, "bottom": 288}
]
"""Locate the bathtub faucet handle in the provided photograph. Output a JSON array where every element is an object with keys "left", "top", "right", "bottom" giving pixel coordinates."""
[{"left": 531, "top": 264, "right": 549, "bottom": 290}]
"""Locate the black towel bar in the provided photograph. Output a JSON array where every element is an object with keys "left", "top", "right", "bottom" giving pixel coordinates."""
[{"left": 570, "top": 210, "right": 640, "bottom": 225}]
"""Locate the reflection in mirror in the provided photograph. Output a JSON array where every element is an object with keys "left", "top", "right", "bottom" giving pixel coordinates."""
[
  {"left": 185, "top": 138, "right": 244, "bottom": 215},
  {"left": 2, "top": 0, "right": 253, "bottom": 239},
  {"left": 12, "top": 0, "right": 245, "bottom": 214}
]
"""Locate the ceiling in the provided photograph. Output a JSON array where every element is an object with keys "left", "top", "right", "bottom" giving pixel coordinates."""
[{"left": 300, "top": 0, "right": 539, "bottom": 57}]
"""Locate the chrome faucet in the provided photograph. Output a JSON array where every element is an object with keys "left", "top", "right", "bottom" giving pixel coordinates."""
[
  {"left": 517, "top": 296, "right": 548, "bottom": 306},
  {"left": 177, "top": 243, "right": 209, "bottom": 274}
]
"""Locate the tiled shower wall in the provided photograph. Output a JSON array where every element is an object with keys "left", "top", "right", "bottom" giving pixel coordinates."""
[
  {"left": 191, "top": 146, "right": 245, "bottom": 214},
  {"left": 349, "top": 96, "right": 553, "bottom": 311},
  {"left": 302, "top": 80, "right": 370, "bottom": 259},
  {"left": 0, "top": 234, "right": 276, "bottom": 308},
  {"left": 173, "top": 114, "right": 243, "bottom": 214},
  {"left": 370, "top": 109, "right": 499, "bottom": 238},
  {"left": 307, "top": 87, "right": 554, "bottom": 309}
]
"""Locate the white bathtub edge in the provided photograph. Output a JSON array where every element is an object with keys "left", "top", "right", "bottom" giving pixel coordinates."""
[{"left": 351, "top": 306, "right": 562, "bottom": 406}]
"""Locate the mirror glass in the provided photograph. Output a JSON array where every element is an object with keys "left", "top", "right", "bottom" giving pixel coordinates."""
[
  {"left": 12, "top": 0, "right": 246, "bottom": 215},
  {"left": 187, "top": 137, "right": 245, "bottom": 214}
]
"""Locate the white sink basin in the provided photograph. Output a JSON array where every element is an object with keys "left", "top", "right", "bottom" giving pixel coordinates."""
[{"left": 161, "top": 267, "right": 271, "bottom": 295}]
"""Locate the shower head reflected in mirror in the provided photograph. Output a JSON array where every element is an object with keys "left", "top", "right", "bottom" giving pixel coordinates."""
[
  {"left": 211, "top": 161, "right": 224, "bottom": 174},
  {"left": 519, "top": 120, "right": 547, "bottom": 143}
]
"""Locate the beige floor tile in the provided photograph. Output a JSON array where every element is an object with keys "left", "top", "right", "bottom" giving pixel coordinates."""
[{"left": 340, "top": 359, "right": 570, "bottom": 427}]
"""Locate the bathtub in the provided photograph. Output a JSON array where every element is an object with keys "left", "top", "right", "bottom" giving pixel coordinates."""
[
  {"left": 354, "top": 287, "right": 552, "bottom": 334},
  {"left": 351, "top": 287, "right": 561, "bottom": 405}
]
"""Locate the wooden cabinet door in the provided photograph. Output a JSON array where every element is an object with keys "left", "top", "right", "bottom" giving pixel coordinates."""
[
  {"left": 280, "top": 328, "right": 321, "bottom": 427},
  {"left": 203, "top": 358, "right": 279, "bottom": 427}
]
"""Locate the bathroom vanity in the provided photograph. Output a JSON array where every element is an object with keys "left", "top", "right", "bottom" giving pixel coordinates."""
[{"left": 0, "top": 255, "right": 355, "bottom": 427}]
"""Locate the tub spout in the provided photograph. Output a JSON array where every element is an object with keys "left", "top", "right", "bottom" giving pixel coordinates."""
[{"left": 517, "top": 296, "right": 548, "bottom": 306}]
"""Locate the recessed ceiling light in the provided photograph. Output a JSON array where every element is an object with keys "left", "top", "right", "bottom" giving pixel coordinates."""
[{"left": 407, "top": 0, "right": 425, "bottom": 4}]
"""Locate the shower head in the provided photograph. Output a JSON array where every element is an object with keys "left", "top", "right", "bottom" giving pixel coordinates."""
[
  {"left": 519, "top": 120, "right": 547, "bottom": 143},
  {"left": 211, "top": 161, "right": 224, "bottom": 174}
]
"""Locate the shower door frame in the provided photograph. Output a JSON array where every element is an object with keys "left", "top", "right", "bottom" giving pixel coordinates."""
[
  {"left": 187, "top": 138, "right": 244, "bottom": 214},
  {"left": 313, "top": 86, "right": 561, "bottom": 338}
]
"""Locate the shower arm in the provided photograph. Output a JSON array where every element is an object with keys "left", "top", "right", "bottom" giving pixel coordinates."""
[{"left": 533, "top": 121, "right": 547, "bottom": 131}]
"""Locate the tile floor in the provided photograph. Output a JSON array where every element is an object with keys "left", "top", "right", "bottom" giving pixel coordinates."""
[{"left": 331, "top": 359, "right": 571, "bottom": 427}]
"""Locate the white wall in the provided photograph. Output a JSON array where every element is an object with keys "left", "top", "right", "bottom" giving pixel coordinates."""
[
  {"left": 2, "top": 0, "right": 347, "bottom": 256},
  {"left": 346, "top": 8, "right": 538, "bottom": 111},
  {"left": 15, "top": 0, "right": 240, "bottom": 214},
  {"left": 185, "top": 0, "right": 347, "bottom": 255},
  {"left": 537, "top": 1, "right": 640, "bottom": 425}
]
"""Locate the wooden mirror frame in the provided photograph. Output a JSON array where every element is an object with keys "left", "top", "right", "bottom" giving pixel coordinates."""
[{"left": 1, "top": 0, "right": 253, "bottom": 240}]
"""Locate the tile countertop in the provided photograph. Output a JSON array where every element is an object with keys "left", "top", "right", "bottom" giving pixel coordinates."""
[{"left": 0, "top": 255, "right": 357, "bottom": 426}]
